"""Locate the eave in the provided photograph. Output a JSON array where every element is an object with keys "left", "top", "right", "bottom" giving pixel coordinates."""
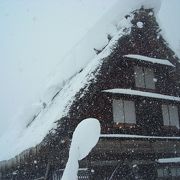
[
  {"left": 123, "top": 54, "right": 175, "bottom": 67},
  {"left": 102, "top": 88, "right": 180, "bottom": 102}
]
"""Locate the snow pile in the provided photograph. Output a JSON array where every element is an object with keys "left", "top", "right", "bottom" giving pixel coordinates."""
[
  {"left": 62, "top": 118, "right": 100, "bottom": 180},
  {"left": 103, "top": 88, "right": 180, "bottom": 101},
  {"left": 0, "top": 0, "right": 164, "bottom": 161}
]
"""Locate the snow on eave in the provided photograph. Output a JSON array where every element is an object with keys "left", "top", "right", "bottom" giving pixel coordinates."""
[
  {"left": 157, "top": 157, "right": 180, "bottom": 164},
  {"left": 123, "top": 54, "right": 175, "bottom": 67},
  {"left": 100, "top": 134, "right": 180, "bottom": 140},
  {"left": 102, "top": 88, "right": 180, "bottom": 102}
]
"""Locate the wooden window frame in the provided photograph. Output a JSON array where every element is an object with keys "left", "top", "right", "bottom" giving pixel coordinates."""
[
  {"left": 162, "top": 104, "right": 180, "bottom": 129},
  {"left": 134, "top": 66, "right": 155, "bottom": 90},
  {"left": 112, "top": 99, "right": 136, "bottom": 126}
]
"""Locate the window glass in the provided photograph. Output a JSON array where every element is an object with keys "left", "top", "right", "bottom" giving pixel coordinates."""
[
  {"left": 162, "top": 104, "right": 179, "bottom": 128},
  {"left": 157, "top": 167, "right": 180, "bottom": 177},
  {"left": 134, "top": 66, "right": 145, "bottom": 88},
  {"left": 163, "top": 167, "right": 171, "bottom": 177},
  {"left": 113, "top": 99, "right": 124, "bottom": 123},
  {"left": 134, "top": 66, "right": 155, "bottom": 89},
  {"left": 171, "top": 168, "right": 177, "bottom": 176},
  {"left": 169, "top": 105, "right": 179, "bottom": 128},
  {"left": 113, "top": 99, "right": 136, "bottom": 124},
  {"left": 176, "top": 168, "right": 180, "bottom": 176},
  {"left": 144, "top": 68, "right": 155, "bottom": 89},
  {"left": 157, "top": 169, "right": 164, "bottom": 177},
  {"left": 162, "top": 104, "right": 170, "bottom": 126},
  {"left": 124, "top": 100, "right": 136, "bottom": 124}
]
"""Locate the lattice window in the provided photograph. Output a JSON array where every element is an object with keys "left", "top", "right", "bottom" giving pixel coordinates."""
[
  {"left": 134, "top": 66, "right": 155, "bottom": 89},
  {"left": 162, "top": 104, "right": 179, "bottom": 128},
  {"left": 113, "top": 99, "right": 136, "bottom": 124}
]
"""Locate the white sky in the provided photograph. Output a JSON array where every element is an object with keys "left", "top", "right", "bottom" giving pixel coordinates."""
[{"left": 0, "top": 0, "right": 180, "bottom": 135}]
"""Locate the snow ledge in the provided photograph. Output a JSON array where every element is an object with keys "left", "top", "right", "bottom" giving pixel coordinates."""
[
  {"left": 123, "top": 54, "right": 175, "bottom": 67},
  {"left": 157, "top": 157, "right": 180, "bottom": 163},
  {"left": 102, "top": 89, "right": 180, "bottom": 102},
  {"left": 100, "top": 134, "right": 180, "bottom": 140}
]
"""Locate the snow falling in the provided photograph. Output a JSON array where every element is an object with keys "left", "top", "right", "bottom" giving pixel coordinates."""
[{"left": 0, "top": 0, "right": 180, "bottom": 180}]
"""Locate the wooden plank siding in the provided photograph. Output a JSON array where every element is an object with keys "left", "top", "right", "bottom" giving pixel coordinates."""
[{"left": 91, "top": 138, "right": 180, "bottom": 157}]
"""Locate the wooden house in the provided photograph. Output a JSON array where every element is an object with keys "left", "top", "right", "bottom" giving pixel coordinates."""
[{"left": 1, "top": 7, "right": 180, "bottom": 180}]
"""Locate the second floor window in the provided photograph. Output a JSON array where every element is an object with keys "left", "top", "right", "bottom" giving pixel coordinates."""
[
  {"left": 162, "top": 104, "right": 179, "bottom": 129},
  {"left": 157, "top": 166, "right": 180, "bottom": 178},
  {"left": 113, "top": 99, "right": 136, "bottom": 124},
  {"left": 134, "top": 66, "right": 155, "bottom": 89}
]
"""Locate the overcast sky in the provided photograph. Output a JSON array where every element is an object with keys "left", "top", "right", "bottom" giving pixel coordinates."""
[{"left": 0, "top": 0, "right": 180, "bottom": 135}]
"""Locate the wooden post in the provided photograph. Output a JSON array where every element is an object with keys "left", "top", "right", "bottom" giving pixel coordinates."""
[{"left": 44, "top": 161, "right": 51, "bottom": 180}]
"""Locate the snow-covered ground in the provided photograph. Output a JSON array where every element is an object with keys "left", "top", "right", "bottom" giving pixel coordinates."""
[{"left": 0, "top": 0, "right": 180, "bottom": 161}]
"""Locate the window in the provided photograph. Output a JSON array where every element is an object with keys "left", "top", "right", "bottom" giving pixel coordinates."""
[
  {"left": 157, "top": 167, "right": 180, "bottom": 178},
  {"left": 162, "top": 104, "right": 179, "bottom": 128},
  {"left": 113, "top": 99, "right": 136, "bottom": 124},
  {"left": 177, "top": 168, "right": 180, "bottom": 176},
  {"left": 134, "top": 66, "right": 155, "bottom": 89},
  {"left": 157, "top": 168, "right": 164, "bottom": 177}
]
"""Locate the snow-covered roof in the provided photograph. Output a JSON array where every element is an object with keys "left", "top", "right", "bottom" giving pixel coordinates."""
[
  {"left": 157, "top": 157, "right": 180, "bottom": 163},
  {"left": 103, "top": 89, "right": 180, "bottom": 102},
  {"left": 0, "top": 0, "right": 175, "bottom": 162},
  {"left": 123, "top": 54, "right": 175, "bottom": 67},
  {"left": 0, "top": 14, "right": 133, "bottom": 161},
  {"left": 100, "top": 134, "right": 180, "bottom": 140}
]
